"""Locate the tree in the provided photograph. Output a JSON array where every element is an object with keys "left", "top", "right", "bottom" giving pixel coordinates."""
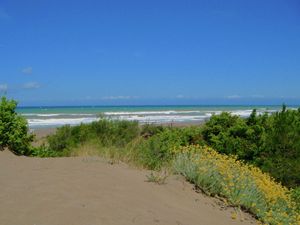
[{"left": 0, "top": 97, "right": 33, "bottom": 155}]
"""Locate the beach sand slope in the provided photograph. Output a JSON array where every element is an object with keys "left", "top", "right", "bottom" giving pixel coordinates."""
[{"left": 0, "top": 150, "right": 256, "bottom": 225}]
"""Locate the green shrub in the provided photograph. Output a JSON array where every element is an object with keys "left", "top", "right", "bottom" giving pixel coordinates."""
[
  {"left": 202, "top": 111, "right": 264, "bottom": 160},
  {"left": 45, "top": 119, "right": 140, "bottom": 155},
  {"left": 47, "top": 125, "right": 75, "bottom": 152},
  {"left": 201, "top": 107, "right": 300, "bottom": 188},
  {"left": 260, "top": 106, "right": 300, "bottom": 187},
  {"left": 131, "top": 126, "right": 204, "bottom": 170},
  {"left": 88, "top": 119, "right": 140, "bottom": 147},
  {"left": 30, "top": 144, "right": 64, "bottom": 157},
  {"left": 291, "top": 187, "right": 300, "bottom": 211},
  {"left": 44, "top": 121, "right": 204, "bottom": 170},
  {"left": 140, "top": 124, "right": 165, "bottom": 137},
  {"left": 0, "top": 97, "right": 33, "bottom": 155}
]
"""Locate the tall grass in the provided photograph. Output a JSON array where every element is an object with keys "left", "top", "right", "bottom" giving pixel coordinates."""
[
  {"left": 35, "top": 119, "right": 203, "bottom": 169},
  {"left": 35, "top": 119, "right": 141, "bottom": 157}
]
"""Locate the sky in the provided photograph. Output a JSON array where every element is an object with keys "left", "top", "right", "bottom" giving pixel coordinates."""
[{"left": 0, "top": 0, "right": 300, "bottom": 106}]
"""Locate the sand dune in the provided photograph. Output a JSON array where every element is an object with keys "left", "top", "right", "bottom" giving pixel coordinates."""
[{"left": 0, "top": 150, "right": 255, "bottom": 225}]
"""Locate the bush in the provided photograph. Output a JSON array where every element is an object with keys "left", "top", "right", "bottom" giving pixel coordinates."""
[
  {"left": 260, "top": 106, "right": 300, "bottom": 187},
  {"left": 131, "top": 126, "right": 204, "bottom": 170},
  {"left": 46, "top": 119, "right": 140, "bottom": 155},
  {"left": 47, "top": 125, "right": 75, "bottom": 152},
  {"left": 201, "top": 107, "right": 300, "bottom": 188},
  {"left": 0, "top": 97, "right": 33, "bottom": 155},
  {"left": 30, "top": 145, "right": 64, "bottom": 157},
  {"left": 291, "top": 187, "right": 300, "bottom": 211},
  {"left": 140, "top": 123, "right": 165, "bottom": 138},
  {"left": 201, "top": 111, "right": 264, "bottom": 160}
]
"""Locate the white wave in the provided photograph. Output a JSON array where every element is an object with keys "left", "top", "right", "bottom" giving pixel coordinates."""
[
  {"left": 23, "top": 113, "right": 93, "bottom": 117},
  {"left": 104, "top": 111, "right": 201, "bottom": 116},
  {"left": 26, "top": 108, "right": 281, "bottom": 127},
  {"left": 27, "top": 114, "right": 207, "bottom": 127},
  {"left": 231, "top": 109, "right": 277, "bottom": 117},
  {"left": 28, "top": 117, "right": 98, "bottom": 127},
  {"left": 204, "top": 109, "right": 276, "bottom": 118},
  {"left": 230, "top": 110, "right": 254, "bottom": 117},
  {"left": 204, "top": 111, "right": 222, "bottom": 117},
  {"left": 114, "top": 115, "right": 208, "bottom": 123},
  {"left": 23, "top": 113, "right": 61, "bottom": 117}
]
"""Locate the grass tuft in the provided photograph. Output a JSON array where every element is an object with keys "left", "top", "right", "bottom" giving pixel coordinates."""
[{"left": 146, "top": 171, "right": 168, "bottom": 185}]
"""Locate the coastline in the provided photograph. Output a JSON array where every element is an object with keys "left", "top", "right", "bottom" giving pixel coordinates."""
[{"left": 22, "top": 105, "right": 287, "bottom": 129}]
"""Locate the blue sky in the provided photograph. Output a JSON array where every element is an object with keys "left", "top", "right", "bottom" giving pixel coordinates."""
[{"left": 0, "top": 0, "right": 300, "bottom": 106}]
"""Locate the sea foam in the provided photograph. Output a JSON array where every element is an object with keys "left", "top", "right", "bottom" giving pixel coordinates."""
[{"left": 22, "top": 108, "right": 280, "bottom": 128}]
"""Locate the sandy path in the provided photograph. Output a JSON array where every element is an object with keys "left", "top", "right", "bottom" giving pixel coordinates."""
[{"left": 0, "top": 150, "right": 255, "bottom": 225}]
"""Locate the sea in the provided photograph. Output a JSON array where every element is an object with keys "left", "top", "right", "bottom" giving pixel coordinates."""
[{"left": 16, "top": 105, "right": 297, "bottom": 129}]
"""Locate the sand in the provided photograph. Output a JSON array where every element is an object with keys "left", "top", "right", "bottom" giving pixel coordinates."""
[
  {"left": 31, "top": 128, "right": 57, "bottom": 147},
  {"left": 0, "top": 149, "right": 256, "bottom": 225}
]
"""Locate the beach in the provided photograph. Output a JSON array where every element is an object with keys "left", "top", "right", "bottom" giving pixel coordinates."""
[
  {"left": 0, "top": 149, "right": 255, "bottom": 225},
  {"left": 2, "top": 1, "right": 299, "bottom": 224}
]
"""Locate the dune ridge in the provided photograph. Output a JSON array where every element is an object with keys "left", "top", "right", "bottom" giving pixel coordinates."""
[{"left": 0, "top": 150, "right": 255, "bottom": 225}]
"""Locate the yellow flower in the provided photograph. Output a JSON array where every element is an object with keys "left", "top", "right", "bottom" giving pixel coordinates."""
[{"left": 175, "top": 145, "right": 300, "bottom": 225}]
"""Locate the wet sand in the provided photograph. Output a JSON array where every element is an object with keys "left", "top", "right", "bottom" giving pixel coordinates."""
[{"left": 0, "top": 150, "right": 256, "bottom": 225}]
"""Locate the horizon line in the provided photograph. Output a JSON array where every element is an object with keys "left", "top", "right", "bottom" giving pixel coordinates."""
[{"left": 16, "top": 103, "right": 298, "bottom": 108}]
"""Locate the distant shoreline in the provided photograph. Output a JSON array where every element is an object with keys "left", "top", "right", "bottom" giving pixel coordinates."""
[
  {"left": 21, "top": 105, "right": 292, "bottom": 129},
  {"left": 17, "top": 104, "right": 295, "bottom": 108}
]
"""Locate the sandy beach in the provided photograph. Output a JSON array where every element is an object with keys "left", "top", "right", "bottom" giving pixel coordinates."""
[
  {"left": 2, "top": 1, "right": 299, "bottom": 224},
  {"left": 0, "top": 149, "right": 256, "bottom": 225}
]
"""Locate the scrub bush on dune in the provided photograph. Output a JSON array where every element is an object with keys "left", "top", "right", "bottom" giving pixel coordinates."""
[
  {"left": 0, "top": 97, "right": 33, "bottom": 155},
  {"left": 201, "top": 107, "right": 300, "bottom": 188},
  {"left": 173, "top": 145, "right": 300, "bottom": 225},
  {"left": 42, "top": 119, "right": 140, "bottom": 156},
  {"left": 128, "top": 126, "right": 204, "bottom": 170}
]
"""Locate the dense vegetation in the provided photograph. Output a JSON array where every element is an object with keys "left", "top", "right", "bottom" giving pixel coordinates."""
[
  {"left": 33, "top": 119, "right": 203, "bottom": 169},
  {"left": 202, "top": 107, "right": 300, "bottom": 188},
  {"left": 1, "top": 96, "right": 299, "bottom": 224},
  {"left": 0, "top": 97, "right": 33, "bottom": 155}
]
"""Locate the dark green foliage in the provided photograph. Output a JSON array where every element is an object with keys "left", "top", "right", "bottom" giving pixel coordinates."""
[
  {"left": 259, "top": 106, "right": 300, "bottom": 187},
  {"left": 0, "top": 97, "right": 33, "bottom": 155},
  {"left": 202, "top": 111, "right": 265, "bottom": 160},
  {"left": 264, "top": 105, "right": 300, "bottom": 157},
  {"left": 140, "top": 124, "right": 165, "bottom": 138},
  {"left": 291, "top": 187, "right": 300, "bottom": 211},
  {"left": 201, "top": 106, "right": 300, "bottom": 188}
]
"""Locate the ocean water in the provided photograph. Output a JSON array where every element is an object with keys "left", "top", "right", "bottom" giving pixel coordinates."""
[{"left": 16, "top": 105, "right": 294, "bottom": 128}]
